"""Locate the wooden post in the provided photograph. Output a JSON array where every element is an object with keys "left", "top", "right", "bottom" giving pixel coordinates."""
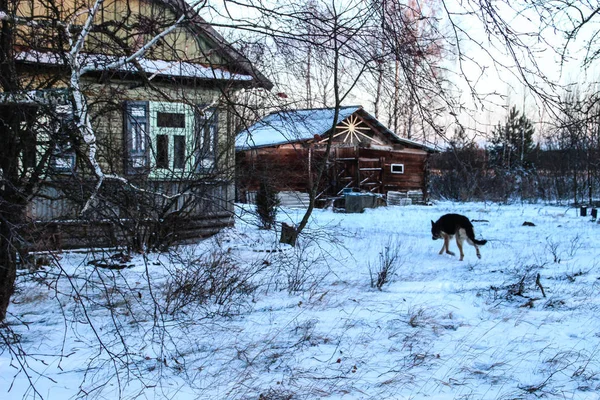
[
  {"left": 355, "top": 147, "right": 360, "bottom": 191},
  {"left": 380, "top": 156, "right": 385, "bottom": 193},
  {"left": 307, "top": 146, "right": 313, "bottom": 190}
]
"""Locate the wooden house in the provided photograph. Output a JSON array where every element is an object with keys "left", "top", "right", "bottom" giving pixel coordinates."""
[
  {"left": 236, "top": 106, "right": 436, "bottom": 207},
  {"left": 2, "top": 0, "right": 272, "bottom": 250}
]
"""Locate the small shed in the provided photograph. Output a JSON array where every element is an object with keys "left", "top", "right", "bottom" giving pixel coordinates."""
[{"left": 236, "top": 106, "right": 437, "bottom": 206}]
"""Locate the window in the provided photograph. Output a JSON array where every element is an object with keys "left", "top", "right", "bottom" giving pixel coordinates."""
[
  {"left": 18, "top": 103, "right": 75, "bottom": 173},
  {"left": 150, "top": 102, "right": 191, "bottom": 173},
  {"left": 50, "top": 105, "right": 76, "bottom": 172},
  {"left": 157, "top": 112, "right": 186, "bottom": 128},
  {"left": 124, "top": 102, "right": 149, "bottom": 173},
  {"left": 391, "top": 163, "right": 404, "bottom": 174},
  {"left": 124, "top": 101, "right": 218, "bottom": 176},
  {"left": 195, "top": 108, "right": 217, "bottom": 171},
  {"left": 173, "top": 135, "right": 186, "bottom": 169},
  {"left": 156, "top": 134, "right": 169, "bottom": 169}
]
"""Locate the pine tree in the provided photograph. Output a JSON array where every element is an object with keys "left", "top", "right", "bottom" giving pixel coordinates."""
[{"left": 489, "top": 106, "right": 536, "bottom": 170}]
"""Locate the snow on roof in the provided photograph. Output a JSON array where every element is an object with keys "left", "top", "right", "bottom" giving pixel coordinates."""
[
  {"left": 236, "top": 106, "right": 437, "bottom": 152},
  {"left": 359, "top": 111, "right": 437, "bottom": 152},
  {"left": 236, "top": 106, "right": 361, "bottom": 150},
  {"left": 15, "top": 50, "right": 254, "bottom": 82}
]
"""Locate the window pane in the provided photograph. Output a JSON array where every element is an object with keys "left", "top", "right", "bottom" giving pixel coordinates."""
[
  {"left": 156, "top": 134, "right": 169, "bottom": 168},
  {"left": 173, "top": 135, "right": 185, "bottom": 169},
  {"left": 194, "top": 108, "right": 217, "bottom": 171},
  {"left": 52, "top": 106, "right": 76, "bottom": 172},
  {"left": 53, "top": 153, "right": 75, "bottom": 171},
  {"left": 157, "top": 112, "right": 185, "bottom": 128},
  {"left": 131, "top": 122, "right": 146, "bottom": 153},
  {"left": 23, "top": 131, "right": 37, "bottom": 169},
  {"left": 391, "top": 164, "right": 404, "bottom": 174},
  {"left": 52, "top": 138, "right": 75, "bottom": 171},
  {"left": 125, "top": 102, "right": 149, "bottom": 174},
  {"left": 130, "top": 105, "right": 146, "bottom": 118},
  {"left": 203, "top": 124, "right": 214, "bottom": 154}
]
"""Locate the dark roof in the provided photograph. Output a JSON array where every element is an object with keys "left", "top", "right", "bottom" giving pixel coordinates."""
[
  {"left": 236, "top": 106, "right": 361, "bottom": 149},
  {"left": 15, "top": 51, "right": 257, "bottom": 84},
  {"left": 236, "top": 106, "right": 436, "bottom": 152},
  {"left": 355, "top": 108, "right": 437, "bottom": 152}
]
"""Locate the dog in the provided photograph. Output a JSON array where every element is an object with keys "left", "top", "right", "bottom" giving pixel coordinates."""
[{"left": 431, "top": 213, "right": 487, "bottom": 261}]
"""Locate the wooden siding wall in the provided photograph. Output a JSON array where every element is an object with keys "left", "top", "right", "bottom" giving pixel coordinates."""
[
  {"left": 25, "top": 213, "right": 234, "bottom": 251},
  {"left": 16, "top": 0, "right": 225, "bottom": 65},
  {"left": 358, "top": 148, "right": 427, "bottom": 193},
  {"left": 25, "top": 180, "right": 234, "bottom": 250},
  {"left": 236, "top": 146, "right": 311, "bottom": 197},
  {"left": 87, "top": 79, "right": 229, "bottom": 177},
  {"left": 236, "top": 145, "right": 429, "bottom": 201},
  {"left": 28, "top": 181, "right": 234, "bottom": 221}
]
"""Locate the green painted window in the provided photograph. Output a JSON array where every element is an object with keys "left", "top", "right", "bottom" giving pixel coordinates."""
[
  {"left": 124, "top": 101, "right": 218, "bottom": 177},
  {"left": 173, "top": 135, "right": 186, "bottom": 169},
  {"left": 156, "top": 134, "right": 169, "bottom": 169}
]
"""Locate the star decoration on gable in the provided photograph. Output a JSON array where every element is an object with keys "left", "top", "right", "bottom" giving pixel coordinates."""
[{"left": 319, "top": 114, "right": 383, "bottom": 145}]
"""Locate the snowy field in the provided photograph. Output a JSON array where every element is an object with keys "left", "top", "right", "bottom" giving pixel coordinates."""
[{"left": 2, "top": 201, "right": 600, "bottom": 399}]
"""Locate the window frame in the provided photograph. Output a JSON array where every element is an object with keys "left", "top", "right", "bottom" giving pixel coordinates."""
[
  {"left": 124, "top": 101, "right": 219, "bottom": 178},
  {"left": 124, "top": 101, "right": 150, "bottom": 174},
  {"left": 148, "top": 102, "right": 194, "bottom": 177},
  {"left": 43, "top": 104, "right": 77, "bottom": 173},
  {"left": 194, "top": 106, "right": 218, "bottom": 172},
  {"left": 390, "top": 163, "right": 404, "bottom": 174}
]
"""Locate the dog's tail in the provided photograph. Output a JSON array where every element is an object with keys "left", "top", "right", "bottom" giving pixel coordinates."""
[{"left": 466, "top": 225, "right": 487, "bottom": 246}]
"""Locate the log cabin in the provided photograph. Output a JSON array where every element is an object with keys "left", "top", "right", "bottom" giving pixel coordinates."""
[{"left": 236, "top": 106, "right": 437, "bottom": 207}]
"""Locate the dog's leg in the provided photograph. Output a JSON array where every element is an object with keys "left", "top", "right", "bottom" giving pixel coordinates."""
[
  {"left": 438, "top": 235, "right": 446, "bottom": 255},
  {"left": 439, "top": 233, "right": 447, "bottom": 254},
  {"left": 456, "top": 234, "right": 465, "bottom": 261},
  {"left": 441, "top": 234, "right": 455, "bottom": 256},
  {"left": 467, "top": 238, "right": 482, "bottom": 259}
]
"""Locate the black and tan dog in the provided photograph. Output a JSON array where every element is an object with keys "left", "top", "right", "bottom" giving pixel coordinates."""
[{"left": 431, "top": 214, "right": 487, "bottom": 261}]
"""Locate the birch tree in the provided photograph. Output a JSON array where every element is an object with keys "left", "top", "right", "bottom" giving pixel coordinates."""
[
  {"left": 2, "top": 1, "right": 268, "bottom": 397},
  {"left": 0, "top": 0, "right": 240, "bottom": 321}
]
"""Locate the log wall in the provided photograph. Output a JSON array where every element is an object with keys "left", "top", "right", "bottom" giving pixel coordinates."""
[{"left": 236, "top": 145, "right": 430, "bottom": 202}]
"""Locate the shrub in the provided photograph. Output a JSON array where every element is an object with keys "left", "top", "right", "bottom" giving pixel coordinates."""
[
  {"left": 164, "top": 250, "right": 260, "bottom": 316},
  {"left": 369, "top": 237, "right": 404, "bottom": 290},
  {"left": 256, "top": 180, "right": 280, "bottom": 229}
]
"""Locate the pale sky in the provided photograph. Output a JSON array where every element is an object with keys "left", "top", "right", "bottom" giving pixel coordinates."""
[{"left": 200, "top": 0, "right": 600, "bottom": 146}]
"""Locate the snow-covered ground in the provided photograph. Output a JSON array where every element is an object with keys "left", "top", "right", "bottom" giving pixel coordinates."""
[{"left": 2, "top": 201, "right": 600, "bottom": 399}]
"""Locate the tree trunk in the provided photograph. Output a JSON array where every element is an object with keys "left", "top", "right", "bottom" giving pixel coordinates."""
[
  {"left": 0, "top": 108, "right": 27, "bottom": 322},
  {"left": 0, "top": 214, "right": 19, "bottom": 321},
  {"left": 280, "top": 222, "right": 298, "bottom": 247}
]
